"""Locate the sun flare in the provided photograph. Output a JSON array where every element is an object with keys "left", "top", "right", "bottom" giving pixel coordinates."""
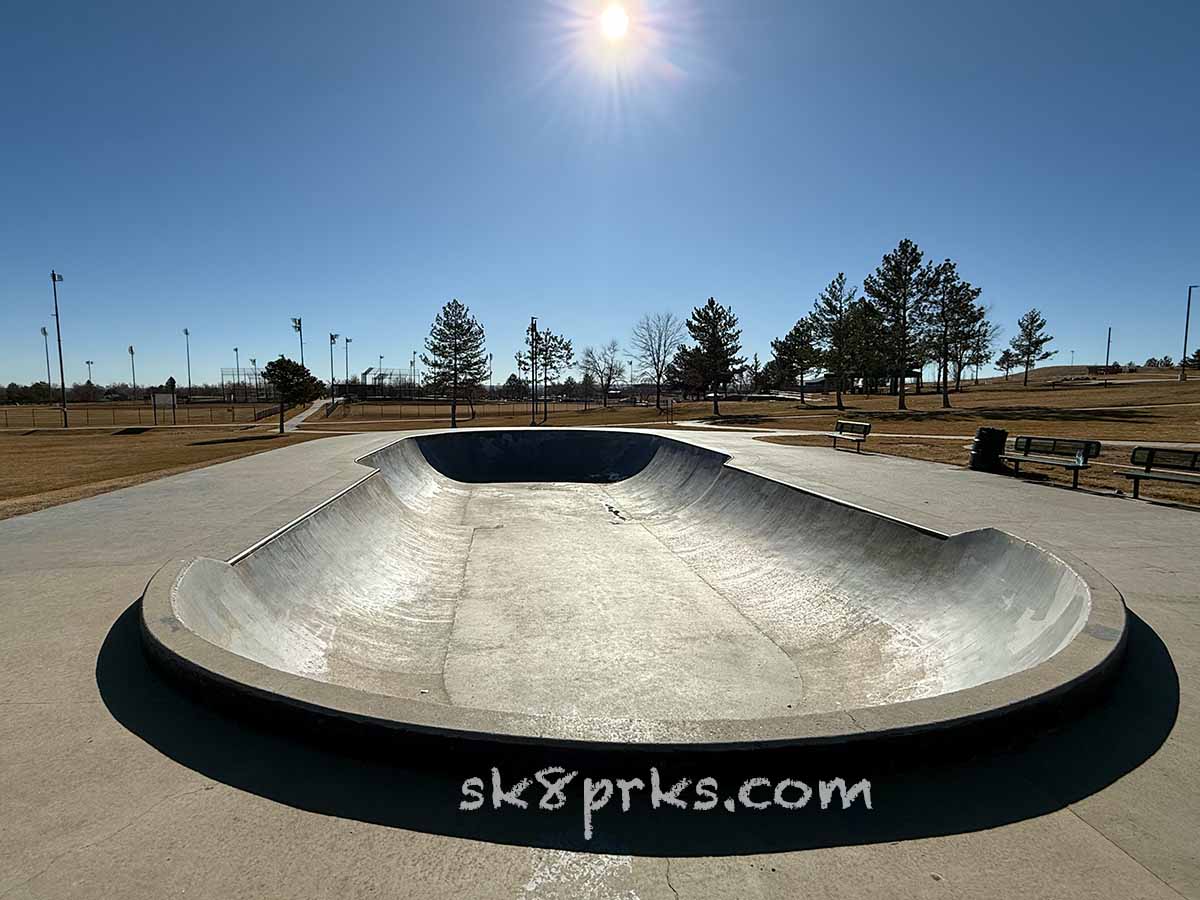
[{"left": 600, "top": 4, "right": 629, "bottom": 40}]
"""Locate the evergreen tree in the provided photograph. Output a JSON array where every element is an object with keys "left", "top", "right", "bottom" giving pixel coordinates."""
[
  {"left": 421, "top": 299, "right": 488, "bottom": 428},
  {"left": 863, "top": 239, "right": 933, "bottom": 409},
  {"left": 771, "top": 315, "right": 821, "bottom": 403},
  {"left": 1009, "top": 308, "right": 1056, "bottom": 385},
  {"left": 262, "top": 357, "right": 323, "bottom": 433},
  {"left": 809, "top": 273, "right": 858, "bottom": 410},
  {"left": 684, "top": 297, "right": 744, "bottom": 415}
]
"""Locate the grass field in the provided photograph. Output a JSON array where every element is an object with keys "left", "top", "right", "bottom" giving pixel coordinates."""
[
  {"left": 301, "top": 401, "right": 679, "bottom": 431},
  {"left": 2, "top": 367, "right": 1197, "bottom": 517},
  {"left": 0, "top": 427, "right": 328, "bottom": 520},
  {"left": 758, "top": 433, "right": 1200, "bottom": 507},
  {"left": 0, "top": 401, "right": 304, "bottom": 429},
  {"left": 686, "top": 377, "right": 1200, "bottom": 442}
]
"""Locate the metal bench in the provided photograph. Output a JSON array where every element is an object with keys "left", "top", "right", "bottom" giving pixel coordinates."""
[
  {"left": 1122, "top": 447, "right": 1200, "bottom": 499},
  {"left": 823, "top": 420, "right": 871, "bottom": 452},
  {"left": 999, "top": 435, "right": 1101, "bottom": 489}
]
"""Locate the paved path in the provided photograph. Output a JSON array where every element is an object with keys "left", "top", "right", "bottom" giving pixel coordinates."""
[
  {"left": 0, "top": 429, "right": 1196, "bottom": 898},
  {"left": 284, "top": 397, "right": 332, "bottom": 431}
]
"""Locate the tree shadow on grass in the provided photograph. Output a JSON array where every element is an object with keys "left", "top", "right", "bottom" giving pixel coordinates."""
[{"left": 97, "top": 602, "right": 1176, "bottom": 856}]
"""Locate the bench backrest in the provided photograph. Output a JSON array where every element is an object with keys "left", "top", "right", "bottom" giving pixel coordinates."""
[
  {"left": 835, "top": 420, "right": 871, "bottom": 437},
  {"left": 1013, "top": 435, "right": 1101, "bottom": 460},
  {"left": 1131, "top": 446, "right": 1200, "bottom": 472}
]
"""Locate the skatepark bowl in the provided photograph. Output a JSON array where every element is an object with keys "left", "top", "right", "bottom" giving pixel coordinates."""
[{"left": 141, "top": 429, "right": 1126, "bottom": 750}]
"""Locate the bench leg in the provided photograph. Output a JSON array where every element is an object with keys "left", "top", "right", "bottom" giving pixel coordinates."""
[
  {"left": 831, "top": 436, "right": 837, "bottom": 450},
  {"left": 855, "top": 440, "right": 860, "bottom": 454},
  {"left": 1072, "top": 468, "right": 1079, "bottom": 489},
  {"left": 1132, "top": 478, "right": 1140, "bottom": 499}
]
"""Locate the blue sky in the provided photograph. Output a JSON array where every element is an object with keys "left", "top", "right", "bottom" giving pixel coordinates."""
[{"left": 2, "top": 0, "right": 1197, "bottom": 387}]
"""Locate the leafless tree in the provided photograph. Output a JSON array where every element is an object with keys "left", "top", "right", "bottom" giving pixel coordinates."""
[
  {"left": 582, "top": 340, "right": 625, "bottom": 408},
  {"left": 631, "top": 312, "right": 685, "bottom": 411}
]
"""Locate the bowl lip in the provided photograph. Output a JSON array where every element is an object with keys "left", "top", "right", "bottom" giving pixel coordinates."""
[{"left": 139, "top": 428, "right": 1128, "bottom": 752}]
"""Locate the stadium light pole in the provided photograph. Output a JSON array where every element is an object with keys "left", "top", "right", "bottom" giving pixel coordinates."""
[
  {"left": 233, "top": 347, "right": 240, "bottom": 402},
  {"left": 291, "top": 317, "right": 304, "bottom": 366},
  {"left": 1181, "top": 285, "right": 1197, "bottom": 382},
  {"left": 329, "top": 333, "right": 339, "bottom": 399},
  {"left": 249, "top": 358, "right": 258, "bottom": 400},
  {"left": 128, "top": 345, "right": 137, "bottom": 397},
  {"left": 50, "top": 271, "right": 67, "bottom": 426},
  {"left": 40, "top": 327, "right": 52, "bottom": 390},
  {"left": 344, "top": 337, "right": 351, "bottom": 390},
  {"left": 85, "top": 360, "right": 93, "bottom": 382},
  {"left": 529, "top": 316, "right": 538, "bottom": 426},
  {"left": 183, "top": 328, "right": 192, "bottom": 399}
]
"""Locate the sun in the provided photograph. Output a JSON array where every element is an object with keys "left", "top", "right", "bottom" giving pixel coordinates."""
[{"left": 600, "top": 4, "right": 629, "bottom": 40}]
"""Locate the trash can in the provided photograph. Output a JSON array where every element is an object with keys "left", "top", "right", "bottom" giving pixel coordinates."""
[{"left": 969, "top": 427, "right": 1008, "bottom": 472}]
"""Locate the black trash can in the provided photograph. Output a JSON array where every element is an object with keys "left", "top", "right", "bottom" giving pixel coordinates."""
[{"left": 969, "top": 427, "right": 1008, "bottom": 472}]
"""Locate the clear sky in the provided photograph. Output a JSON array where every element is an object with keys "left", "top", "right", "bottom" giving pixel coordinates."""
[{"left": 2, "top": 0, "right": 1197, "bottom": 387}]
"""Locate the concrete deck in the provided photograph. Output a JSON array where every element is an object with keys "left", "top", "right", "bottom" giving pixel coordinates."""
[{"left": 0, "top": 429, "right": 1195, "bottom": 898}]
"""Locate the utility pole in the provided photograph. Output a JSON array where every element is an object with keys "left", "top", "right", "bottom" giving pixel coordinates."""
[
  {"left": 344, "top": 337, "right": 352, "bottom": 391},
  {"left": 183, "top": 328, "right": 192, "bottom": 399},
  {"left": 529, "top": 317, "right": 538, "bottom": 426},
  {"left": 292, "top": 317, "right": 305, "bottom": 366},
  {"left": 249, "top": 358, "right": 259, "bottom": 400},
  {"left": 50, "top": 271, "right": 67, "bottom": 426},
  {"left": 128, "top": 345, "right": 137, "bottom": 397},
  {"left": 85, "top": 360, "right": 93, "bottom": 382},
  {"left": 1181, "top": 285, "right": 1197, "bottom": 382},
  {"left": 234, "top": 347, "right": 240, "bottom": 402},
  {"left": 329, "top": 333, "right": 339, "bottom": 399}
]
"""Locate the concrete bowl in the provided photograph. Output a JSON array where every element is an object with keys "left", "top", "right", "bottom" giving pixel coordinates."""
[{"left": 140, "top": 429, "right": 1126, "bottom": 751}]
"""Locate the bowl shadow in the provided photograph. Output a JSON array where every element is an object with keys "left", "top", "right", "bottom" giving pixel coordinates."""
[{"left": 97, "top": 601, "right": 1176, "bottom": 856}]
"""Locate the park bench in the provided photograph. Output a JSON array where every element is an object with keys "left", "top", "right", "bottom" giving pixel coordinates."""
[
  {"left": 1000, "top": 435, "right": 1102, "bottom": 489},
  {"left": 1121, "top": 447, "right": 1200, "bottom": 499},
  {"left": 824, "top": 420, "right": 871, "bottom": 452}
]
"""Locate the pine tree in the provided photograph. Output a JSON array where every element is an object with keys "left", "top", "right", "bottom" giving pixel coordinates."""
[
  {"left": 685, "top": 297, "right": 744, "bottom": 416},
  {"left": 771, "top": 315, "right": 821, "bottom": 404},
  {"left": 809, "top": 273, "right": 857, "bottom": 410},
  {"left": 863, "top": 239, "right": 933, "bottom": 409},
  {"left": 262, "top": 357, "right": 323, "bottom": 433},
  {"left": 1009, "top": 308, "right": 1056, "bottom": 385},
  {"left": 421, "top": 299, "right": 488, "bottom": 428}
]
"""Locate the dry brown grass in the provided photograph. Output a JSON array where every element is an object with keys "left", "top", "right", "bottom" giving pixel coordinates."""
[
  {"left": 759, "top": 433, "right": 1200, "bottom": 509},
  {"left": 0, "top": 427, "right": 329, "bottom": 520},
  {"left": 0, "top": 401, "right": 305, "bottom": 429},
  {"left": 692, "top": 378, "right": 1200, "bottom": 444},
  {"left": 302, "top": 402, "right": 680, "bottom": 431}
]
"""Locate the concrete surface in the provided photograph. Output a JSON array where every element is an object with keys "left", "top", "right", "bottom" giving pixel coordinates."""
[
  {"left": 146, "top": 430, "right": 1122, "bottom": 747},
  {"left": 0, "top": 428, "right": 1196, "bottom": 898}
]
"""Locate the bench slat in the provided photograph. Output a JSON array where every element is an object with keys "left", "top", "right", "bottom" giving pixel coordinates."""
[
  {"left": 1013, "top": 435, "right": 1101, "bottom": 460},
  {"left": 1130, "top": 446, "right": 1200, "bottom": 472}
]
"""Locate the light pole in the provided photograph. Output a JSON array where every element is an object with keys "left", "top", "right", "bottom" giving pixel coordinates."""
[
  {"left": 1070, "top": 349, "right": 1075, "bottom": 367},
  {"left": 1181, "top": 285, "right": 1197, "bottom": 382},
  {"left": 329, "top": 333, "right": 339, "bottom": 399},
  {"left": 50, "top": 271, "right": 67, "bottom": 426},
  {"left": 411, "top": 350, "right": 416, "bottom": 399},
  {"left": 40, "top": 327, "right": 52, "bottom": 390},
  {"left": 529, "top": 317, "right": 538, "bottom": 426},
  {"left": 291, "top": 317, "right": 305, "bottom": 366},
  {"left": 249, "top": 358, "right": 258, "bottom": 400},
  {"left": 234, "top": 347, "right": 240, "bottom": 402},
  {"left": 344, "top": 337, "right": 352, "bottom": 393},
  {"left": 183, "top": 328, "right": 192, "bottom": 399},
  {"left": 128, "top": 346, "right": 137, "bottom": 397},
  {"left": 85, "top": 360, "right": 94, "bottom": 382}
]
